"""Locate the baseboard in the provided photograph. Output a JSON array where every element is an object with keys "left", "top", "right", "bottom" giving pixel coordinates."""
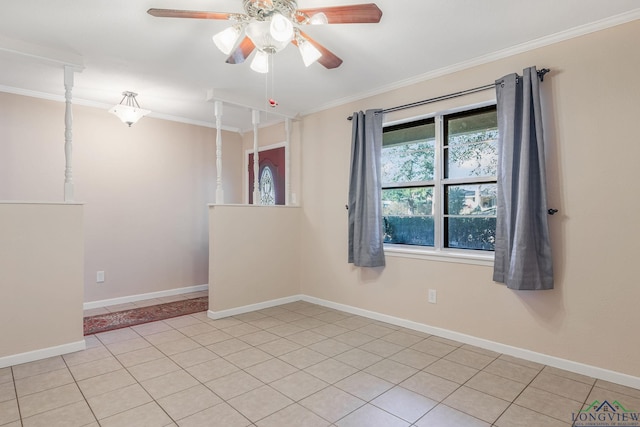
[
  {"left": 0, "top": 340, "right": 86, "bottom": 369},
  {"left": 208, "top": 294, "right": 303, "bottom": 320},
  {"left": 300, "top": 295, "right": 640, "bottom": 391},
  {"left": 84, "top": 284, "right": 208, "bottom": 310}
]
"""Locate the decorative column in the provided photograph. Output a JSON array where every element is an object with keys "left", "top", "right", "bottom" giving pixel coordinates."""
[
  {"left": 285, "top": 118, "right": 291, "bottom": 205},
  {"left": 63, "top": 66, "right": 75, "bottom": 201},
  {"left": 252, "top": 110, "right": 260, "bottom": 205},
  {"left": 214, "top": 101, "right": 224, "bottom": 204}
]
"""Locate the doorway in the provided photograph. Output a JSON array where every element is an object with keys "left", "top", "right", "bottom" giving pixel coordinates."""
[{"left": 248, "top": 146, "right": 286, "bottom": 205}]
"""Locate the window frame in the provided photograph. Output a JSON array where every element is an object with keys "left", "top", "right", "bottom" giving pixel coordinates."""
[{"left": 381, "top": 101, "right": 497, "bottom": 266}]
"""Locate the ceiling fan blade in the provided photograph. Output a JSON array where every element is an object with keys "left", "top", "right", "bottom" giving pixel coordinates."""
[
  {"left": 226, "top": 37, "right": 256, "bottom": 64},
  {"left": 294, "top": 31, "right": 343, "bottom": 69},
  {"left": 297, "top": 3, "right": 382, "bottom": 24},
  {"left": 147, "top": 8, "right": 233, "bottom": 20}
]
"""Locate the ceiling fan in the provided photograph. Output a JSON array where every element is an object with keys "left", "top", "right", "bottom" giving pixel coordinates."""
[{"left": 148, "top": 0, "right": 382, "bottom": 73}]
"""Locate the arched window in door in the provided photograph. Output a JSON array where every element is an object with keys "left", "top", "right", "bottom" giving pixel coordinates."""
[
  {"left": 248, "top": 147, "right": 285, "bottom": 205},
  {"left": 260, "top": 165, "right": 276, "bottom": 205}
]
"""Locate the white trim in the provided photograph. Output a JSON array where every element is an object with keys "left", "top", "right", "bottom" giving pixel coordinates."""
[
  {"left": 300, "top": 295, "right": 640, "bottom": 390},
  {"left": 83, "top": 284, "right": 208, "bottom": 310},
  {"left": 0, "top": 201, "right": 84, "bottom": 205},
  {"left": 0, "top": 340, "right": 86, "bottom": 369},
  {"left": 208, "top": 204, "right": 299, "bottom": 209},
  {"left": 200, "top": 292, "right": 640, "bottom": 389},
  {"left": 0, "top": 85, "right": 241, "bottom": 133},
  {"left": 382, "top": 100, "right": 497, "bottom": 129},
  {"left": 208, "top": 294, "right": 302, "bottom": 320},
  {"left": 301, "top": 8, "right": 640, "bottom": 118},
  {"left": 243, "top": 141, "right": 287, "bottom": 155},
  {"left": 384, "top": 245, "right": 494, "bottom": 267},
  {"left": 149, "top": 111, "right": 240, "bottom": 133},
  {"left": 0, "top": 35, "right": 84, "bottom": 69}
]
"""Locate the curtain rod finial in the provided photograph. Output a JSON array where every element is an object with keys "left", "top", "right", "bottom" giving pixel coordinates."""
[{"left": 537, "top": 68, "right": 550, "bottom": 82}]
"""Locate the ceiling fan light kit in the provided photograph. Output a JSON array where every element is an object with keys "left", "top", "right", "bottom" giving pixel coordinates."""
[
  {"left": 245, "top": 20, "right": 290, "bottom": 54},
  {"left": 269, "top": 12, "right": 294, "bottom": 42},
  {"left": 297, "top": 36, "right": 322, "bottom": 67},
  {"left": 148, "top": 1, "right": 382, "bottom": 72},
  {"left": 212, "top": 25, "right": 244, "bottom": 55},
  {"left": 250, "top": 50, "right": 270, "bottom": 73},
  {"left": 308, "top": 12, "right": 328, "bottom": 25}
]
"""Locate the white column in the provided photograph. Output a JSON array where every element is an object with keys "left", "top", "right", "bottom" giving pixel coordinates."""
[
  {"left": 214, "top": 101, "right": 224, "bottom": 204},
  {"left": 252, "top": 110, "right": 260, "bottom": 205},
  {"left": 285, "top": 118, "right": 291, "bottom": 205},
  {"left": 63, "top": 66, "right": 75, "bottom": 202}
]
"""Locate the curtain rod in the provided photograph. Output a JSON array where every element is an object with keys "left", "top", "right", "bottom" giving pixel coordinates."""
[{"left": 347, "top": 68, "right": 550, "bottom": 121}]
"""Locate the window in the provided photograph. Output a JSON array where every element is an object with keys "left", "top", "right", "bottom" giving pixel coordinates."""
[
  {"left": 259, "top": 165, "right": 276, "bottom": 205},
  {"left": 381, "top": 105, "right": 498, "bottom": 253}
]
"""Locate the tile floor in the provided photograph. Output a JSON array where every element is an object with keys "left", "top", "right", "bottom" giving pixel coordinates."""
[{"left": 2, "top": 300, "right": 639, "bottom": 426}]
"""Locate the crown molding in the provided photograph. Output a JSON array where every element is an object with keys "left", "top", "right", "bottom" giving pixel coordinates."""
[
  {"left": 301, "top": 8, "right": 640, "bottom": 117},
  {"left": 0, "top": 85, "right": 241, "bottom": 133}
]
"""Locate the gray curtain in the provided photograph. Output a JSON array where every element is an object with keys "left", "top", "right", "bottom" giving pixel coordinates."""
[
  {"left": 493, "top": 67, "right": 553, "bottom": 290},
  {"left": 348, "top": 109, "right": 385, "bottom": 267}
]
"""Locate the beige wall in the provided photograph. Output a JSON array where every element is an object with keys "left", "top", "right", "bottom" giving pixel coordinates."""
[
  {"left": 299, "top": 20, "right": 640, "bottom": 378},
  {"left": 209, "top": 205, "right": 300, "bottom": 313},
  {"left": 0, "top": 92, "right": 244, "bottom": 302},
  {"left": 0, "top": 203, "right": 84, "bottom": 362}
]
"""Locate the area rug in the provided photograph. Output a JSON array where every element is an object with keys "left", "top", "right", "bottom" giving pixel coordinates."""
[{"left": 84, "top": 297, "right": 208, "bottom": 335}]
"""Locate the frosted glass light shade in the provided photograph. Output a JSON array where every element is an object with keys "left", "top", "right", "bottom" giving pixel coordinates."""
[
  {"left": 246, "top": 21, "right": 289, "bottom": 53},
  {"left": 270, "top": 13, "right": 293, "bottom": 42},
  {"left": 109, "top": 104, "right": 150, "bottom": 127},
  {"left": 250, "top": 50, "right": 269, "bottom": 73},
  {"left": 298, "top": 39, "right": 322, "bottom": 67},
  {"left": 213, "top": 26, "right": 242, "bottom": 55},
  {"left": 308, "top": 12, "right": 328, "bottom": 25}
]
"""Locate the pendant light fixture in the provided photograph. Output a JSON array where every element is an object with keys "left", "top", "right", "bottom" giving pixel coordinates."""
[{"left": 109, "top": 91, "right": 150, "bottom": 127}]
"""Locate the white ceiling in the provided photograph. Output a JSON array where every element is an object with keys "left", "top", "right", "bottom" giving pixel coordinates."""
[{"left": 1, "top": 1, "right": 639, "bottom": 131}]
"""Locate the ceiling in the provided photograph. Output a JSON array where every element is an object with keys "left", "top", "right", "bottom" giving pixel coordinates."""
[{"left": 1, "top": 1, "right": 639, "bottom": 132}]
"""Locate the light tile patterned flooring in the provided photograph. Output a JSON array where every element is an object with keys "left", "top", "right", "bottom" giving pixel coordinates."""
[{"left": 2, "top": 300, "right": 639, "bottom": 426}]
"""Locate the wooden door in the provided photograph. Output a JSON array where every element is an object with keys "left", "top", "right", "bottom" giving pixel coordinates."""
[{"left": 248, "top": 146, "right": 285, "bottom": 205}]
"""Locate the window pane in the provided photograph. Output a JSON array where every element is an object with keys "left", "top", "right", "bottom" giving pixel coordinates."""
[
  {"left": 384, "top": 216, "right": 434, "bottom": 246},
  {"left": 382, "top": 187, "right": 433, "bottom": 216},
  {"left": 259, "top": 166, "right": 276, "bottom": 205},
  {"left": 446, "top": 217, "right": 496, "bottom": 250},
  {"left": 445, "top": 183, "right": 496, "bottom": 251},
  {"left": 445, "top": 184, "right": 497, "bottom": 216},
  {"left": 382, "top": 187, "right": 434, "bottom": 246},
  {"left": 382, "top": 121, "right": 435, "bottom": 183},
  {"left": 445, "top": 109, "right": 498, "bottom": 179}
]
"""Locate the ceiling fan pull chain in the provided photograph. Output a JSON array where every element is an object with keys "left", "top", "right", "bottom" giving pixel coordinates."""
[{"left": 268, "top": 55, "right": 278, "bottom": 108}]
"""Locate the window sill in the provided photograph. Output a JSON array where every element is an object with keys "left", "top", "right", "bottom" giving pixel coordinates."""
[{"left": 384, "top": 244, "right": 494, "bottom": 267}]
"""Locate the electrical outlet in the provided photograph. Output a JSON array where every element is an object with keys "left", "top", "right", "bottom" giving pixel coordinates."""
[
  {"left": 97, "top": 271, "right": 105, "bottom": 283},
  {"left": 428, "top": 289, "right": 437, "bottom": 304}
]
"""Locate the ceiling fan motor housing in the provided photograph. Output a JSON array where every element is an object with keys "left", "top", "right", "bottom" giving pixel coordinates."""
[{"left": 243, "top": 0, "right": 298, "bottom": 21}]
